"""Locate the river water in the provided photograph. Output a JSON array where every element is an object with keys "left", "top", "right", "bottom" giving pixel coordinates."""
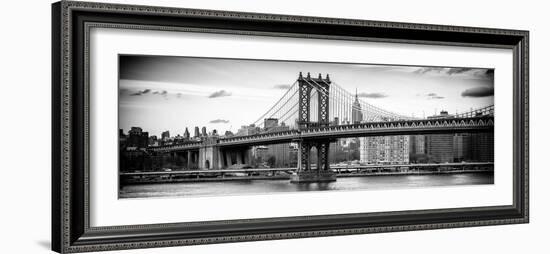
[{"left": 119, "top": 172, "right": 493, "bottom": 199}]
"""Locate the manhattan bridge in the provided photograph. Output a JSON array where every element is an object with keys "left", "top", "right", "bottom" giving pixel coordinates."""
[{"left": 146, "top": 72, "right": 494, "bottom": 183}]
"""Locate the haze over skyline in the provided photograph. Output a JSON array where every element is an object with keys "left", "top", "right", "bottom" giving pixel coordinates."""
[{"left": 119, "top": 55, "right": 494, "bottom": 137}]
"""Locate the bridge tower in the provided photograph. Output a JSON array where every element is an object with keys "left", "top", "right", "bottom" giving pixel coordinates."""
[{"left": 292, "top": 72, "right": 336, "bottom": 183}]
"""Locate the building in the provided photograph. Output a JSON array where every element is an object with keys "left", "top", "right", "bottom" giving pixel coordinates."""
[
  {"left": 359, "top": 136, "right": 409, "bottom": 164},
  {"left": 469, "top": 133, "right": 494, "bottom": 162},
  {"left": 352, "top": 89, "right": 363, "bottom": 124},
  {"left": 148, "top": 135, "right": 161, "bottom": 147},
  {"left": 161, "top": 130, "right": 170, "bottom": 141},
  {"left": 194, "top": 126, "right": 200, "bottom": 138},
  {"left": 421, "top": 111, "right": 454, "bottom": 163},
  {"left": 127, "top": 127, "right": 149, "bottom": 148},
  {"left": 264, "top": 118, "right": 279, "bottom": 130},
  {"left": 183, "top": 128, "right": 190, "bottom": 139},
  {"left": 409, "top": 135, "right": 427, "bottom": 163},
  {"left": 425, "top": 134, "right": 454, "bottom": 163},
  {"left": 453, "top": 133, "right": 471, "bottom": 162},
  {"left": 331, "top": 117, "right": 340, "bottom": 126},
  {"left": 119, "top": 129, "right": 127, "bottom": 145},
  {"left": 201, "top": 126, "right": 207, "bottom": 137},
  {"left": 418, "top": 133, "right": 494, "bottom": 163},
  {"left": 236, "top": 124, "right": 260, "bottom": 136}
]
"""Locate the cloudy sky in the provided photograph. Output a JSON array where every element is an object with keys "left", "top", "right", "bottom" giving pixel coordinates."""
[{"left": 119, "top": 55, "right": 494, "bottom": 137}]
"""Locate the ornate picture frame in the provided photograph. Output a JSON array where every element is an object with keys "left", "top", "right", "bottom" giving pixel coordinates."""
[{"left": 52, "top": 1, "right": 529, "bottom": 253}]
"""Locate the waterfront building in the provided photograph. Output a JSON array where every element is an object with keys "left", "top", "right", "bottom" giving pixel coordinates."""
[
  {"left": 426, "top": 134, "right": 454, "bottom": 163},
  {"left": 359, "top": 135, "right": 409, "bottom": 164},
  {"left": 470, "top": 133, "right": 495, "bottom": 162},
  {"left": 422, "top": 111, "right": 454, "bottom": 163},
  {"left": 409, "top": 135, "right": 427, "bottom": 163},
  {"left": 453, "top": 133, "right": 471, "bottom": 162}
]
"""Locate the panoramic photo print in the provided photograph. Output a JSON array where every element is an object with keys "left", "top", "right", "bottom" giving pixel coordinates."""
[{"left": 118, "top": 55, "right": 495, "bottom": 199}]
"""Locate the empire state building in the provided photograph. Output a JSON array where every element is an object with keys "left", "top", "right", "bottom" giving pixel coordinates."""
[{"left": 352, "top": 89, "right": 363, "bottom": 124}]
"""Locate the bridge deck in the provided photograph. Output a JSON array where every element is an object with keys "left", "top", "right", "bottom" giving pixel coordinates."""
[{"left": 150, "top": 116, "right": 494, "bottom": 152}]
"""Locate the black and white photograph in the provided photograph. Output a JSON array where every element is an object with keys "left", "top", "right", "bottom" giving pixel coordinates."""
[{"left": 118, "top": 55, "right": 495, "bottom": 199}]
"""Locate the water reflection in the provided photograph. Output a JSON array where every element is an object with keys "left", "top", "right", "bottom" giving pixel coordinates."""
[{"left": 120, "top": 172, "right": 494, "bottom": 199}]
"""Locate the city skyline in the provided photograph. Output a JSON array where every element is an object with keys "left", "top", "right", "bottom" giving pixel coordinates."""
[{"left": 119, "top": 55, "right": 494, "bottom": 137}]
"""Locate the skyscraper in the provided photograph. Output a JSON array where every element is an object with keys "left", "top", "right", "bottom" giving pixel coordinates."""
[
  {"left": 194, "top": 126, "right": 200, "bottom": 138},
  {"left": 161, "top": 130, "right": 170, "bottom": 141},
  {"left": 352, "top": 88, "right": 363, "bottom": 124},
  {"left": 360, "top": 136, "right": 409, "bottom": 164},
  {"left": 264, "top": 118, "right": 279, "bottom": 130},
  {"left": 426, "top": 134, "right": 454, "bottom": 163},
  {"left": 183, "top": 127, "right": 190, "bottom": 139},
  {"left": 470, "top": 133, "right": 494, "bottom": 162},
  {"left": 453, "top": 133, "right": 471, "bottom": 162},
  {"left": 236, "top": 124, "right": 260, "bottom": 136},
  {"left": 201, "top": 126, "right": 207, "bottom": 137},
  {"left": 409, "top": 135, "right": 427, "bottom": 163},
  {"left": 424, "top": 111, "right": 455, "bottom": 163}
]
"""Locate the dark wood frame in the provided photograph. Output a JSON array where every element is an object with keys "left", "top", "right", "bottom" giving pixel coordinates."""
[{"left": 52, "top": 1, "right": 529, "bottom": 253}]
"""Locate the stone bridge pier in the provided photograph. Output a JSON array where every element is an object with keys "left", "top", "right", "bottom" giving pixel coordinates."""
[
  {"left": 161, "top": 150, "right": 199, "bottom": 170},
  {"left": 290, "top": 140, "right": 336, "bottom": 183},
  {"left": 220, "top": 147, "right": 253, "bottom": 168},
  {"left": 196, "top": 138, "right": 253, "bottom": 169}
]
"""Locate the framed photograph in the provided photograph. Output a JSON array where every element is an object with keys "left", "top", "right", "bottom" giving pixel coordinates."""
[{"left": 52, "top": 1, "right": 529, "bottom": 253}]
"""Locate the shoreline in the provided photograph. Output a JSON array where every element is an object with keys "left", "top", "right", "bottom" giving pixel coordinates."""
[{"left": 121, "top": 169, "right": 493, "bottom": 185}]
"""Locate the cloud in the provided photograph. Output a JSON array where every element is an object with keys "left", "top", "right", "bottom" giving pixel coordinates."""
[
  {"left": 209, "top": 119, "right": 230, "bottom": 124},
  {"left": 414, "top": 67, "right": 444, "bottom": 75},
  {"left": 461, "top": 86, "right": 494, "bottom": 98},
  {"left": 273, "top": 84, "right": 291, "bottom": 90},
  {"left": 422, "top": 93, "right": 445, "bottom": 99},
  {"left": 357, "top": 92, "right": 388, "bottom": 99},
  {"left": 447, "top": 68, "right": 474, "bottom": 75},
  {"left": 414, "top": 67, "right": 477, "bottom": 76},
  {"left": 130, "top": 89, "right": 151, "bottom": 96},
  {"left": 208, "top": 90, "right": 232, "bottom": 98}
]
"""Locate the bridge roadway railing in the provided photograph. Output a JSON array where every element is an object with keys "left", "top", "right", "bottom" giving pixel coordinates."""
[
  {"left": 148, "top": 141, "right": 202, "bottom": 153},
  {"left": 218, "top": 116, "right": 494, "bottom": 146},
  {"left": 299, "top": 116, "right": 494, "bottom": 140}
]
